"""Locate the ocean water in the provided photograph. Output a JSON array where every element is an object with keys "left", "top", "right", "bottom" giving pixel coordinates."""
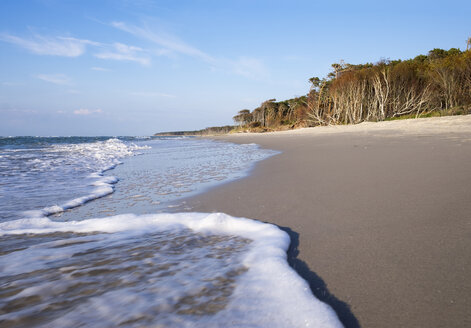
[{"left": 0, "top": 136, "right": 341, "bottom": 327}]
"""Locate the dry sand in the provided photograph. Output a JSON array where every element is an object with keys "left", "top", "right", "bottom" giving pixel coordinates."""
[{"left": 185, "top": 115, "right": 471, "bottom": 328}]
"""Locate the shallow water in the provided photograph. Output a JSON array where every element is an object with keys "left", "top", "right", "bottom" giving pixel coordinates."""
[
  {"left": 0, "top": 137, "right": 150, "bottom": 222},
  {"left": 0, "top": 136, "right": 341, "bottom": 327},
  {"left": 0, "top": 228, "right": 250, "bottom": 327},
  {"left": 0, "top": 213, "right": 342, "bottom": 327},
  {"left": 55, "top": 137, "right": 278, "bottom": 220}
]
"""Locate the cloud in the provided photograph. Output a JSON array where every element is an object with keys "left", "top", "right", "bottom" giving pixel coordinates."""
[
  {"left": 111, "top": 21, "right": 268, "bottom": 79},
  {"left": 0, "top": 32, "right": 150, "bottom": 66},
  {"left": 207, "top": 56, "right": 268, "bottom": 80},
  {"left": 2, "top": 82, "right": 22, "bottom": 86},
  {"left": 111, "top": 21, "right": 214, "bottom": 63},
  {"left": 73, "top": 108, "right": 103, "bottom": 115},
  {"left": 36, "top": 74, "right": 71, "bottom": 85},
  {"left": 130, "top": 91, "right": 175, "bottom": 98},
  {"left": 1, "top": 21, "right": 267, "bottom": 78},
  {"left": 230, "top": 57, "right": 268, "bottom": 79},
  {"left": 95, "top": 42, "right": 150, "bottom": 65},
  {"left": 91, "top": 66, "right": 110, "bottom": 71},
  {"left": 0, "top": 108, "right": 38, "bottom": 114},
  {"left": 0, "top": 33, "right": 97, "bottom": 57}
]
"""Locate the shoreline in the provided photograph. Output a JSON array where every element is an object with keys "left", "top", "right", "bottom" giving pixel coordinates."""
[{"left": 185, "top": 115, "right": 471, "bottom": 327}]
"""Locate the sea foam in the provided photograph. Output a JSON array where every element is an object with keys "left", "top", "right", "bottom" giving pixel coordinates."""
[
  {"left": 0, "top": 212, "right": 342, "bottom": 327},
  {"left": 1, "top": 138, "right": 149, "bottom": 221}
]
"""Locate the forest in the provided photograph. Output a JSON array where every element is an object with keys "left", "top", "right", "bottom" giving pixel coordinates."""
[
  {"left": 232, "top": 42, "right": 471, "bottom": 132},
  {"left": 156, "top": 41, "right": 471, "bottom": 136}
]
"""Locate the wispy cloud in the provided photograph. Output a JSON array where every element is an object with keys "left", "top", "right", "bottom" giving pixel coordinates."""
[
  {"left": 0, "top": 108, "right": 38, "bottom": 114},
  {"left": 91, "top": 66, "right": 111, "bottom": 71},
  {"left": 1, "top": 24, "right": 268, "bottom": 76},
  {"left": 0, "top": 32, "right": 148, "bottom": 67},
  {"left": 73, "top": 108, "right": 103, "bottom": 115},
  {"left": 95, "top": 42, "right": 150, "bottom": 65},
  {"left": 36, "top": 74, "right": 71, "bottom": 85},
  {"left": 2, "top": 82, "right": 22, "bottom": 86},
  {"left": 230, "top": 57, "right": 268, "bottom": 79},
  {"left": 0, "top": 33, "right": 97, "bottom": 57},
  {"left": 111, "top": 21, "right": 268, "bottom": 79},
  {"left": 130, "top": 91, "right": 175, "bottom": 98},
  {"left": 111, "top": 21, "right": 214, "bottom": 63}
]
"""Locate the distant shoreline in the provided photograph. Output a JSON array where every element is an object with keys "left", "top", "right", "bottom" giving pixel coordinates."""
[{"left": 154, "top": 125, "right": 234, "bottom": 136}]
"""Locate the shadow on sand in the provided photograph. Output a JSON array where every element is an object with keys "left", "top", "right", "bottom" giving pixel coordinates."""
[{"left": 278, "top": 226, "right": 361, "bottom": 328}]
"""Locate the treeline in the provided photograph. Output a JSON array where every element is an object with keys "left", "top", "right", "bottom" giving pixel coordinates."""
[{"left": 233, "top": 43, "right": 471, "bottom": 130}]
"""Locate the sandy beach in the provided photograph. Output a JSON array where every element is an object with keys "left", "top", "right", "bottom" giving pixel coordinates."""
[{"left": 186, "top": 115, "right": 471, "bottom": 327}]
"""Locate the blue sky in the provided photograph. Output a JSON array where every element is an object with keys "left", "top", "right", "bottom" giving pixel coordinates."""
[{"left": 1, "top": 0, "right": 469, "bottom": 136}]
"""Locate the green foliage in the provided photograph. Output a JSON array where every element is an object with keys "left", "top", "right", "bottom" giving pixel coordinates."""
[
  {"left": 309, "top": 77, "right": 321, "bottom": 90},
  {"left": 447, "top": 48, "right": 462, "bottom": 56},
  {"left": 156, "top": 42, "right": 471, "bottom": 136},
  {"left": 413, "top": 55, "right": 428, "bottom": 63},
  {"left": 428, "top": 48, "right": 448, "bottom": 59},
  {"left": 230, "top": 45, "right": 471, "bottom": 131},
  {"left": 233, "top": 109, "right": 253, "bottom": 125}
]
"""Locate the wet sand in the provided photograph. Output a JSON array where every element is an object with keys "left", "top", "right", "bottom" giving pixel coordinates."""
[{"left": 185, "top": 115, "right": 471, "bottom": 327}]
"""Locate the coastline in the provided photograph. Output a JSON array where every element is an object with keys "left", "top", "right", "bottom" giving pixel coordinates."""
[{"left": 185, "top": 115, "right": 471, "bottom": 327}]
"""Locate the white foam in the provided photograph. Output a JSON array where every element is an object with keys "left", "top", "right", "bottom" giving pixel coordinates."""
[
  {"left": 0, "top": 212, "right": 342, "bottom": 327},
  {"left": 22, "top": 178, "right": 115, "bottom": 218},
  {"left": 17, "top": 139, "right": 149, "bottom": 218}
]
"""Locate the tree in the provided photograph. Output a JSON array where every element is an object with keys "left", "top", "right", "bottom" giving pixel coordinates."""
[
  {"left": 233, "top": 109, "right": 253, "bottom": 126},
  {"left": 413, "top": 54, "right": 428, "bottom": 63},
  {"left": 260, "top": 99, "right": 277, "bottom": 127},
  {"left": 309, "top": 77, "right": 321, "bottom": 91},
  {"left": 447, "top": 48, "right": 462, "bottom": 56},
  {"left": 428, "top": 48, "right": 448, "bottom": 59},
  {"left": 232, "top": 44, "right": 471, "bottom": 131}
]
